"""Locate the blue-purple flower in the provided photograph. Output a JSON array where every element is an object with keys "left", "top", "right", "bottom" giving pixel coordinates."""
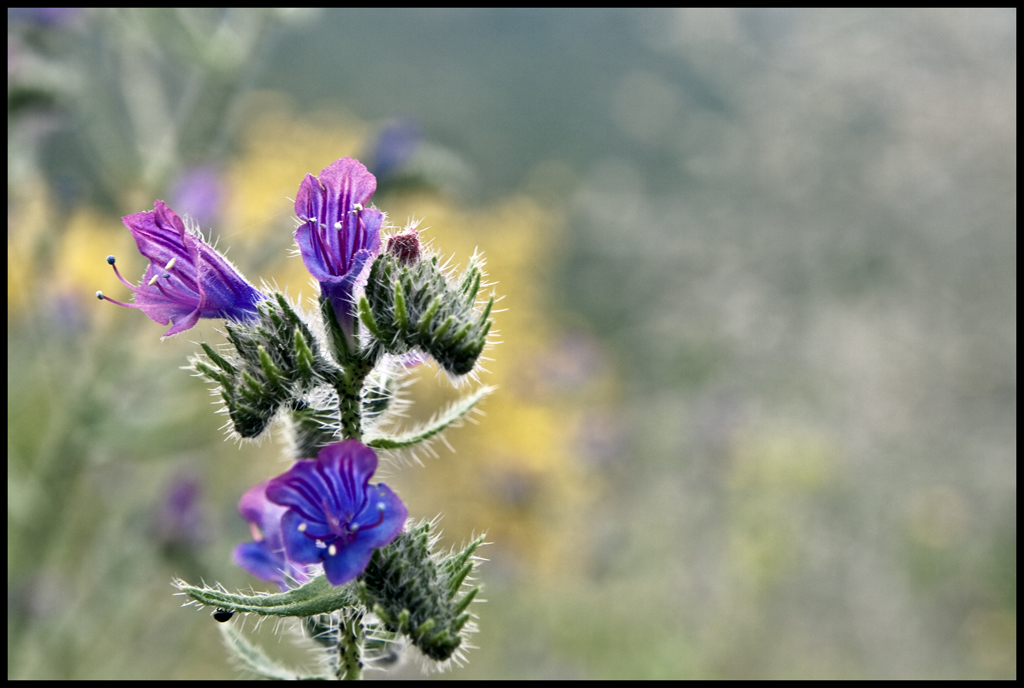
[
  {"left": 154, "top": 474, "right": 207, "bottom": 549},
  {"left": 264, "top": 440, "right": 407, "bottom": 587},
  {"left": 233, "top": 480, "right": 313, "bottom": 590},
  {"left": 294, "top": 158, "right": 383, "bottom": 336},
  {"left": 97, "top": 200, "right": 264, "bottom": 336},
  {"left": 369, "top": 118, "right": 422, "bottom": 179},
  {"left": 170, "top": 165, "right": 224, "bottom": 228}
]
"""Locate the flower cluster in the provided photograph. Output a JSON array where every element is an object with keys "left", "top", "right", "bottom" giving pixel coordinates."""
[{"left": 103, "top": 157, "right": 493, "bottom": 677}]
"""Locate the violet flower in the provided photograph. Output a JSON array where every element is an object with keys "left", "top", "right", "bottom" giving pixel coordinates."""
[
  {"left": 265, "top": 440, "right": 407, "bottom": 587},
  {"left": 170, "top": 165, "right": 224, "bottom": 229},
  {"left": 97, "top": 200, "right": 264, "bottom": 336},
  {"left": 154, "top": 475, "right": 207, "bottom": 549},
  {"left": 233, "top": 480, "right": 313, "bottom": 590},
  {"left": 294, "top": 158, "right": 383, "bottom": 338},
  {"left": 369, "top": 118, "right": 422, "bottom": 179}
]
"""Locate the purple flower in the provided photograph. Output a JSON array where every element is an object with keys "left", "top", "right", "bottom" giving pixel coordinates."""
[
  {"left": 369, "top": 118, "right": 422, "bottom": 179},
  {"left": 97, "top": 200, "right": 264, "bottom": 336},
  {"left": 170, "top": 165, "right": 224, "bottom": 228},
  {"left": 154, "top": 475, "right": 207, "bottom": 548},
  {"left": 264, "top": 440, "right": 407, "bottom": 587},
  {"left": 294, "top": 158, "right": 383, "bottom": 337},
  {"left": 233, "top": 480, "right": 313, "bottom": 590}
]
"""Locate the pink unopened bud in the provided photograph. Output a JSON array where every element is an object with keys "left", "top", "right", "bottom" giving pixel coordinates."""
[{"left": 386, "top": 231, "right": 421, "bottom": 266}]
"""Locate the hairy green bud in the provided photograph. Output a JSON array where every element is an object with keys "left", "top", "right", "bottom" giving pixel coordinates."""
[{"left": 362, "top": 252, "right": 494, "bottom": 377}]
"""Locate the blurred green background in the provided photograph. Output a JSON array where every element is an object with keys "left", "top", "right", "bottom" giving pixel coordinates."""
[{"left": 8, "top": 8, "right": 1015, "bottom": 679}]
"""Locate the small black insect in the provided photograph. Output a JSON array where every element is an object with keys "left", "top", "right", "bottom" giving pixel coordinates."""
[{"left": 213, "top": 608, "right": 235, "bottom": 623}]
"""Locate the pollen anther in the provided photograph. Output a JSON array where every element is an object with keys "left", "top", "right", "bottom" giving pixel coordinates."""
[{"left": 328, "top": 544, "right": 337, "bottom": 556}]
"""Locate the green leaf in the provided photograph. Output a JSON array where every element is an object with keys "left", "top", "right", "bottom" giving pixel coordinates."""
[
  {"left": 175, "top": 573, "right": 358, "bottom": 618},
  {"left": 218, "top": 622, "right": 317, "bottom": 680},
  {"left": 365, "top": 386, "right": 494, "bottom": 450}
]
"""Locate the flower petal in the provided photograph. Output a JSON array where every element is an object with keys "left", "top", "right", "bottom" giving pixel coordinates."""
[
  {"left": 319, "top": 483, "right": 405, "bottom": 586},
  {"left": 233, "top": 541, "right": 289, "bottom": 588},
  {"left": 265, "top": 459, "right": 334, "bottom": 527},
  {"left": 317, "top": 440, "right": 379, "bottom": 515},
  {"left": 321, "top": 537, "right": 376, "bottom": 586},
  {"left": 280, "top": 508, "right": 330, "bottom": 565},
  {"left": 354, "top": 482, "right": 408, "bottom": 550}
]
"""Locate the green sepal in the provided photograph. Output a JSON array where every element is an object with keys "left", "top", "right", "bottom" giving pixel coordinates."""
[
  {"left": 321, "top": 295, "right": 352, "bottom": 364},
  {"left": 417, "top": 297, "right": 441, "bottom": 335},
  {"left": 193, "top": 359, "right": 229, "bottom": 388},
  {"left": 294, "top": 327, "right": 316, "bottom": 384},
  {"left": 451, "top": 586, "right": 479, "bottom": 617},
  {"left": 393, "top": 280, "right": 408, "bottom": 331},
  {"left": 240, "top": 370, "right": 265, "bottom": 400},
  {"left": 201, "top": 342, "right": 236, "bottom": 375},
  {"left": 358, "top": 296, "right": 385, "bottom": 342},
  {"left": 257, "top": 345, "right": 284, "bottom": 389}
]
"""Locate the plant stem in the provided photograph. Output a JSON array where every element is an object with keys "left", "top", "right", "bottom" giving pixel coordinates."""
[{"left": 337, "top": 608, "right": 364, "bottom": 680}]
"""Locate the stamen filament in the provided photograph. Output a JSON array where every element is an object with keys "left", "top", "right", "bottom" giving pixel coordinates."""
[
  {"left": 351, "top": 503, "right": 387, "bottom": 533},
  {"left": 95, "top": 291, "right": 136, "bottom": 309},
  {"left": 151, "top": 274, "right": 181, "bottom": 300},
  {"left": 107, "top": 258, "right": 139, "bottom": 292}
]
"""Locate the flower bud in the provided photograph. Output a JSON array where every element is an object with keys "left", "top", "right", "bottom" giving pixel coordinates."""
[{"left": 385, "top": 229, "right": 421, "bottom": 266}]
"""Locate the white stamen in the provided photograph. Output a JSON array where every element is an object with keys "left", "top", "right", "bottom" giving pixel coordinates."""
[
  {"left": 148, "top": 274, "right": 160, "bottom": 286},
  {"left": 328, "top": 544, "right": 337, "bottom": 556},
  {"left": 334, "top": 221, "right": 343, "bottom": 230},
  {"left": 352, "top": 203, "right": 363, "bottom": 213},
  {"left": 164, "top": 257, "right": 176, "bottom": 270},
  {"left": 298, "top": 522, "right": 307, "bottom": 532}
]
